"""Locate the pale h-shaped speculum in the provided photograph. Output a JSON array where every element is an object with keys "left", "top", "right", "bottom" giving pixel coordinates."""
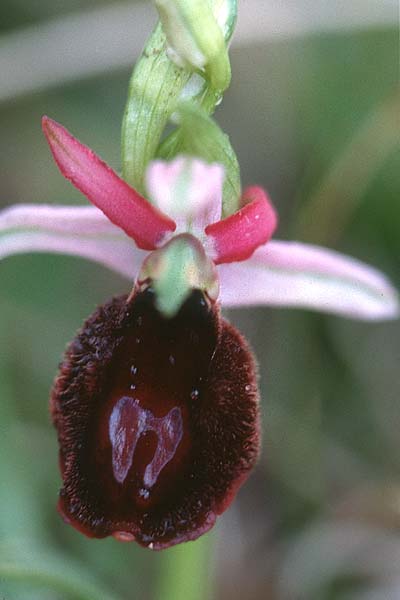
[{"left": 109, "top": 396, "right": 183, "bottom": 491}]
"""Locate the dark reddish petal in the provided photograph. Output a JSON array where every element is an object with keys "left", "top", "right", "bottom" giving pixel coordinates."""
[
  {"left": 42, "top": 117, "right": 176, "bottom": 250},
  {"left": 205, "top": 186, "right": 278, "bottom": 264},
  {"left": 51, "top": 289, "right": 260, "bottom": 549}
]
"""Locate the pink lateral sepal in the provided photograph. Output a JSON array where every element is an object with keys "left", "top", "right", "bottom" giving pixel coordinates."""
[
  {"left": 205, "top": 186, "right": 278, "bottom": 264},
  {"left": 42, "top": 117, "right": 176, "bottom": 250}
]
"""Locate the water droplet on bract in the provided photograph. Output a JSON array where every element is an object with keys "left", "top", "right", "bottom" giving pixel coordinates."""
[
  {"left": 245, "top": 384, "right": 251, "bottom": 392},
  {"left": 168, "top": 355, "right": 176, "bottom": 366},
  {"left": 135, "top": 337, "right": 141, "bottom": 344},
  {"left": 130, "top": 365, "right": 138, "bottom": 376},
  {"left": 190, "top": 389, "right": 199, "bottom": 400},
  {"left": 130, "top": 384, "right": 136, "bottom": 391}
]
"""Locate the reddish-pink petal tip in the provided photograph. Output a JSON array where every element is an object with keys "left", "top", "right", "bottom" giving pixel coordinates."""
[
  {"left": 42, "top": 116, "right": 176, "bottom": 250},
  {"left": 205, "top": 186, "right": 278, "bottom": 264}
]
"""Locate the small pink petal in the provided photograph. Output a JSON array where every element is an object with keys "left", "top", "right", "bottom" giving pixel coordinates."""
[
  {"left": 42, "top": 117, "right": 176, "bottom": 250},
  {"left": 0, "top": 203, "right": 144, "bottom": 278},
  {"left": 205, "top": 186, "right": 278, "bottom": 264},
  {"left": 218, "top": 240, "right": 399, "bottom": 321},
  {"left": 146, "top": 157, "right": 223, "bottom": 236}
]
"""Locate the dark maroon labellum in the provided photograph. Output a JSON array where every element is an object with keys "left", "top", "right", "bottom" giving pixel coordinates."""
[{"left": 51, "top": 288, "right": 260, "bottom": 549}]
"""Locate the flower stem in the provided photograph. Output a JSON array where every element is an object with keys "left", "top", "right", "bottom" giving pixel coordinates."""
[
  {"left": 121, "top": 1, "right": 238, "bottom": 197},
  {"left": 155, "top": 532, "right": 214, "bottom": 600}
]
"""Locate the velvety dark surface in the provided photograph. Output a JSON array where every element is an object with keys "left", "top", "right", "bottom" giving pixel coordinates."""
[{"left": 51, "top": 289, "right": 259, "bottom": 548}]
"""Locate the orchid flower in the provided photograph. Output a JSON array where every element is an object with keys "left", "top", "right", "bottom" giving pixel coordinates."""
[
  {"left": 0, "top": 118, "right": 398, "bottom": 550},
  {"left": 1, "top": 118, "right": 397, "bottom": 321},
  {"left": 1, "top": 0, "right": 398, "bottom": 552}
]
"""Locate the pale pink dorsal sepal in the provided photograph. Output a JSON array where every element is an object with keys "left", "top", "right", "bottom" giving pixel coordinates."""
[
  {"left": 42, "top": 117, "right": 176, "bottom": 250},
  {"left": 218, "top": 240, "right": 400, "bottom": 321},
  {"left": 205, "top": 186, "right": 278, "bottom": 264},
  {"left": 146, "top": 156, "right": 223, "bottom": 237},
  {"left": 0, "top": 203, "right": 145, "bottom": 279}
]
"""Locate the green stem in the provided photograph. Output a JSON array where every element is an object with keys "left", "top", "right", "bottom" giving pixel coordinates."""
[
  {"left": 121, "top": 1, "right": 238, "bottom": 197},
  {"left": 155, "top": 532, "right": 214, "bottom": 600}
]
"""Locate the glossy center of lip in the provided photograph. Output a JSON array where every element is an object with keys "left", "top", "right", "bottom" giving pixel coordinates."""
[
  {"left": 109, "top": 396, "right": 183, "bottom": 489},
  {"left": 84, "top": 288, "right": 218, "bottom": 513}
]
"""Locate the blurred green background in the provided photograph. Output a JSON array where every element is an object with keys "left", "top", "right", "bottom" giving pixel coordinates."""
[{"left": 0, "top": 1, "right": 399, "bottom": 599}]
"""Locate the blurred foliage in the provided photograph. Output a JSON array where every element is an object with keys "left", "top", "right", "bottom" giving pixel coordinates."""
[{"left": 0, "top": 2, "right": 399, "bottom": 599}]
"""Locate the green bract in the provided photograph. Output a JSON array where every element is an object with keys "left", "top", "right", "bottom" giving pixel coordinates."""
[
  {"left": 155, "top": 0, "right": 233, "bottom": 90},
  {"left": 157, "top": 103, "right": 241, "bottom": 216},
  {"left": 121, "top": 23, "right": 191, "bottom": 194}
]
